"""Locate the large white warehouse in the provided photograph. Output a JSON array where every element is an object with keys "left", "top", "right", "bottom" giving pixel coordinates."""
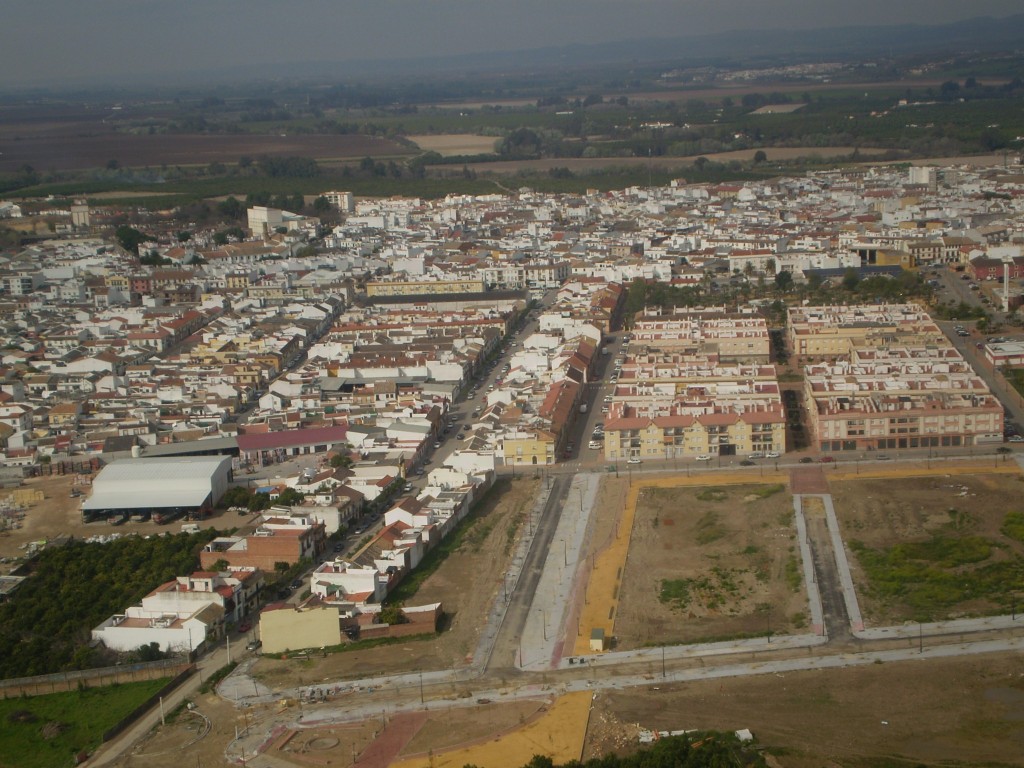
[{"left": 81, "top": 456, "right": 233, "bottom": 524}]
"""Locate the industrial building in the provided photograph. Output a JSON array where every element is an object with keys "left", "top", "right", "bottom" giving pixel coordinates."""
[{"left": 80, "top": 455, "right": 233, "bottom": 524}]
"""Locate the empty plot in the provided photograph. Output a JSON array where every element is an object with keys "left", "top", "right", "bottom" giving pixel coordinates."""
[
  {"left": 830, "top": 472, "right": 1024, "bottom": 623},
  {"left": 615, "top": 483, "right": 805, "bottom": 648}
]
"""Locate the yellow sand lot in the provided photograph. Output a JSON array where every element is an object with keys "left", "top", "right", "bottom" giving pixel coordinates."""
[
  {"left": 572, "top": 458, "right": 1021, "bottom": 656},
  {"left": 391, "top": 691, "right": 591, "bottom": 768}
]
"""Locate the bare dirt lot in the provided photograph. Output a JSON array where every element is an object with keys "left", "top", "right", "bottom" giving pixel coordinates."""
[
  {"left": 587, "top": 652, "right": 1024, "bottom": 767},
  {"left": 615, "top": 483, "right": 806, "bottom": 648},
  {"left": 252, "top": 478, "right": 539, "bottom": 687},
  {"left": 0, "top": 472, "right": 258, "bottom": 574},
  {"left": 830, "top": 472, "right": 1024, "bottom": 625}
]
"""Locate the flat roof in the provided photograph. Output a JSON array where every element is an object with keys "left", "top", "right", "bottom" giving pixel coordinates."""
[{"left": 82, "top": 456, "right": 230, "bottom": 512}]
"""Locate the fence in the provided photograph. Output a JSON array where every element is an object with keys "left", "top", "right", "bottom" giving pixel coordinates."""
[{"left": 0, "top": 658, "right": 190, "bottom": 698}]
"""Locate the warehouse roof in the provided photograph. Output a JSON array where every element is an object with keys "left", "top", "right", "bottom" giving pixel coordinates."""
[{"left": 82, "top": 456, "right": 231, "bottom": 512}]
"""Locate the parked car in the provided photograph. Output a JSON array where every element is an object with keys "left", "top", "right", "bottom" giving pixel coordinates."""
[
  {"left": 237, "top": 621, "right": 251, "bottom": 633},
  {"left": 695, "top": 454, "right": 712, "bottom": 462},
  {"left": 875, "top": 454, "right": 892, "bottom": 461},
  {"left": 290, "top": 578, "right": 303, "bottom": 589},
  {"left": 819, "top": 456, "right": 835, "bottom": 463},
  {"left": 765, "top": 451, "right": 781, "bottom": 459},
  {"left": 739, "top": 459, "right": 756, "bottom": 466},
  {"left": 799, "top": 457, "right": 814, "bottom": 464},
  {"left": 748, "top": 452, "right": 764, "bottom": 459},
  {"left": 627, "top": 457, "right": 642, "bottom": 465}
]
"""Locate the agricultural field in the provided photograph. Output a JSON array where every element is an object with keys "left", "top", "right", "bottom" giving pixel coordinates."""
[
  {"left": 614, "top": 483, "right": 806, "bottom": 648},
  {"left": 830, "top": 472, "right": 1024, "bottom": 624},
  {"left": 0, "top": 132, "right": 409, "bottom": 174},
  {"left": 406, "top": 134, "right": 499, "bottom": 156}
]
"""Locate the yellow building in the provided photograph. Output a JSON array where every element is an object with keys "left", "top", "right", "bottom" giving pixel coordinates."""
[
  {"left": 603, "top": 411, "right": 786, "bottom": 461},
  {"left": 502, "top": 429, "right": 556, "bottom": 466}
]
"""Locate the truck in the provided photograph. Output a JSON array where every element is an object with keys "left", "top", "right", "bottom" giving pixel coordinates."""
[{"left": 579, "top": 403, "right": 588, "bottom": 414}]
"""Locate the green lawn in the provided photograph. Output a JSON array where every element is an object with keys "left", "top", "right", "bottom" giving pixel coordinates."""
[{"left": 0, "top": 678, "right": 169, "bottom": 768}]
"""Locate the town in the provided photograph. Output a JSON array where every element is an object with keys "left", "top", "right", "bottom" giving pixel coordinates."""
[{"left": 3, "top": 156, "right": 1024, "bottom": 767}]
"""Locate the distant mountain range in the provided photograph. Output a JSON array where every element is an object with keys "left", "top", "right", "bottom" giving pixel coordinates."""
[
  {"left": 212, "top": 14, "right": 1024, "bottom": 85},
  {"left": 17, "top": 14, "right": 1024, "bottom": 92}
]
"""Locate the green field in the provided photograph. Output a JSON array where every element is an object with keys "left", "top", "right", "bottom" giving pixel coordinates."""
[{"left": 0, "top": 678, "right": 170, "bottom": 768}]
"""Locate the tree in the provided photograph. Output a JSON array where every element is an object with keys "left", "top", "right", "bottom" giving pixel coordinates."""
[
  {"left": 842, "top": 268, "right": 861, "bottom": 291},
  {"left": 330, "top": 453, "right": 353, "bottom": 469},
  {"left": 379, "top": 603, "right": 407, "bottom": 625},
  {"left": 774, "top": 270, "right": 794, "bottom": 292},
  {"left": 313, "top": 196, "right": 331, "bottom": 215},
  {"left": 753, "top": 149, "right": 767, "bottom": 164},
  {"left": 217, "top": 196, "right": 244, "bottom": 220},
  {"left": 176, "top": 231, "right": 191, "bottom": 243},
  {"left": 276, "top": 488, "right": 305, "bottom": 506},
  {"left": 114, "top": 225, "right": 153, "bottom": 256}
]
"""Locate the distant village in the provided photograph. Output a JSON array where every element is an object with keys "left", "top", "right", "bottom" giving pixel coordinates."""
[{"left": 1, "top": 162, "right": 1022, "bottom": 654}]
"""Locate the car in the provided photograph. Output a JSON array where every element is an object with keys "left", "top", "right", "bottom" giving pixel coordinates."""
[
  {"left": 695, "top": 454, "right": 712, "bottom": 462},
  {"left": 819, "top": 456, "right": 835, "bottom": 463},
  {"left": 433, "top": 442, "right": 441, "bottom": 449},
  {"left": 589, "top": 441, "right": 603, "bottom": 450},
  {"left": 246, "top": 639, "right": 262, "bottom": 652},
  {"left": 739, "top": 459, "right": 756, "bottom": 466},
  {"left": 403, "top": 483, "right": 413, "bottom": 492},
  {"left": 333, "top": 543, "right": 343, "bottom": 553},
  {"left": 748, "top": 452, "right": 764, "bottom": 459},
  {"left": 290, "top": 579, "right": 303, "bottom": 589},
  {"left": 799, "top": 457, "right": 814, "bottom": 464},
  {"left": 875, "top": 454, "right": 892, "bottom": 461},
  {"left": 237, "top": 621, "right": 252, "bottom": 633},
  {"left": 765, "top": 451, "right": 780, "bottom": 459},
  {"left": 1009, "top": 435, "right": 1024, "bottom": 443},
  {"left": 627, "top": 457, "right": 642, "bottom": 465},
  {"left": 457, "top": 432, "right": 465, "bottom": 439}
]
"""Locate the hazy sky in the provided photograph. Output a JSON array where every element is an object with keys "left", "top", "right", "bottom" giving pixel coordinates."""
[{"left": 2, "top": 0, "right": 1022, "bottom": 88}]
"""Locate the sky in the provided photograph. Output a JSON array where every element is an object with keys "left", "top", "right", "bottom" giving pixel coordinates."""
[{"left": 2, "top": 0, "right": 1022, "bottom": 88}]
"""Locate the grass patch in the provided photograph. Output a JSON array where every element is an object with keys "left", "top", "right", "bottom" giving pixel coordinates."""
[
  {"left": 265, "top": 633, "right": 436, "bottom": 660},
  {"left": 1001, "top": 511, "right": 1024, "bottom": 543},
  {"left": 849, "top": 535, "right": 1024, "bottom": 621},
  {"left": 696, "top": 488, "right": 728, "bottom": 502},
  {"left": 785, "top": 554, "right": 802, "bottom": 591},
  {"left": 750, "top": 484, "right": 785, "bottom": 499},
  {"left": 695, "top": 511, "right": 727, "bottom": 544},
  {"left": 0, "top": 678, "right": 169, "bottom": 768},
  {"left": 659, "top": 566, "right": 744, "bottom": 611}
]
